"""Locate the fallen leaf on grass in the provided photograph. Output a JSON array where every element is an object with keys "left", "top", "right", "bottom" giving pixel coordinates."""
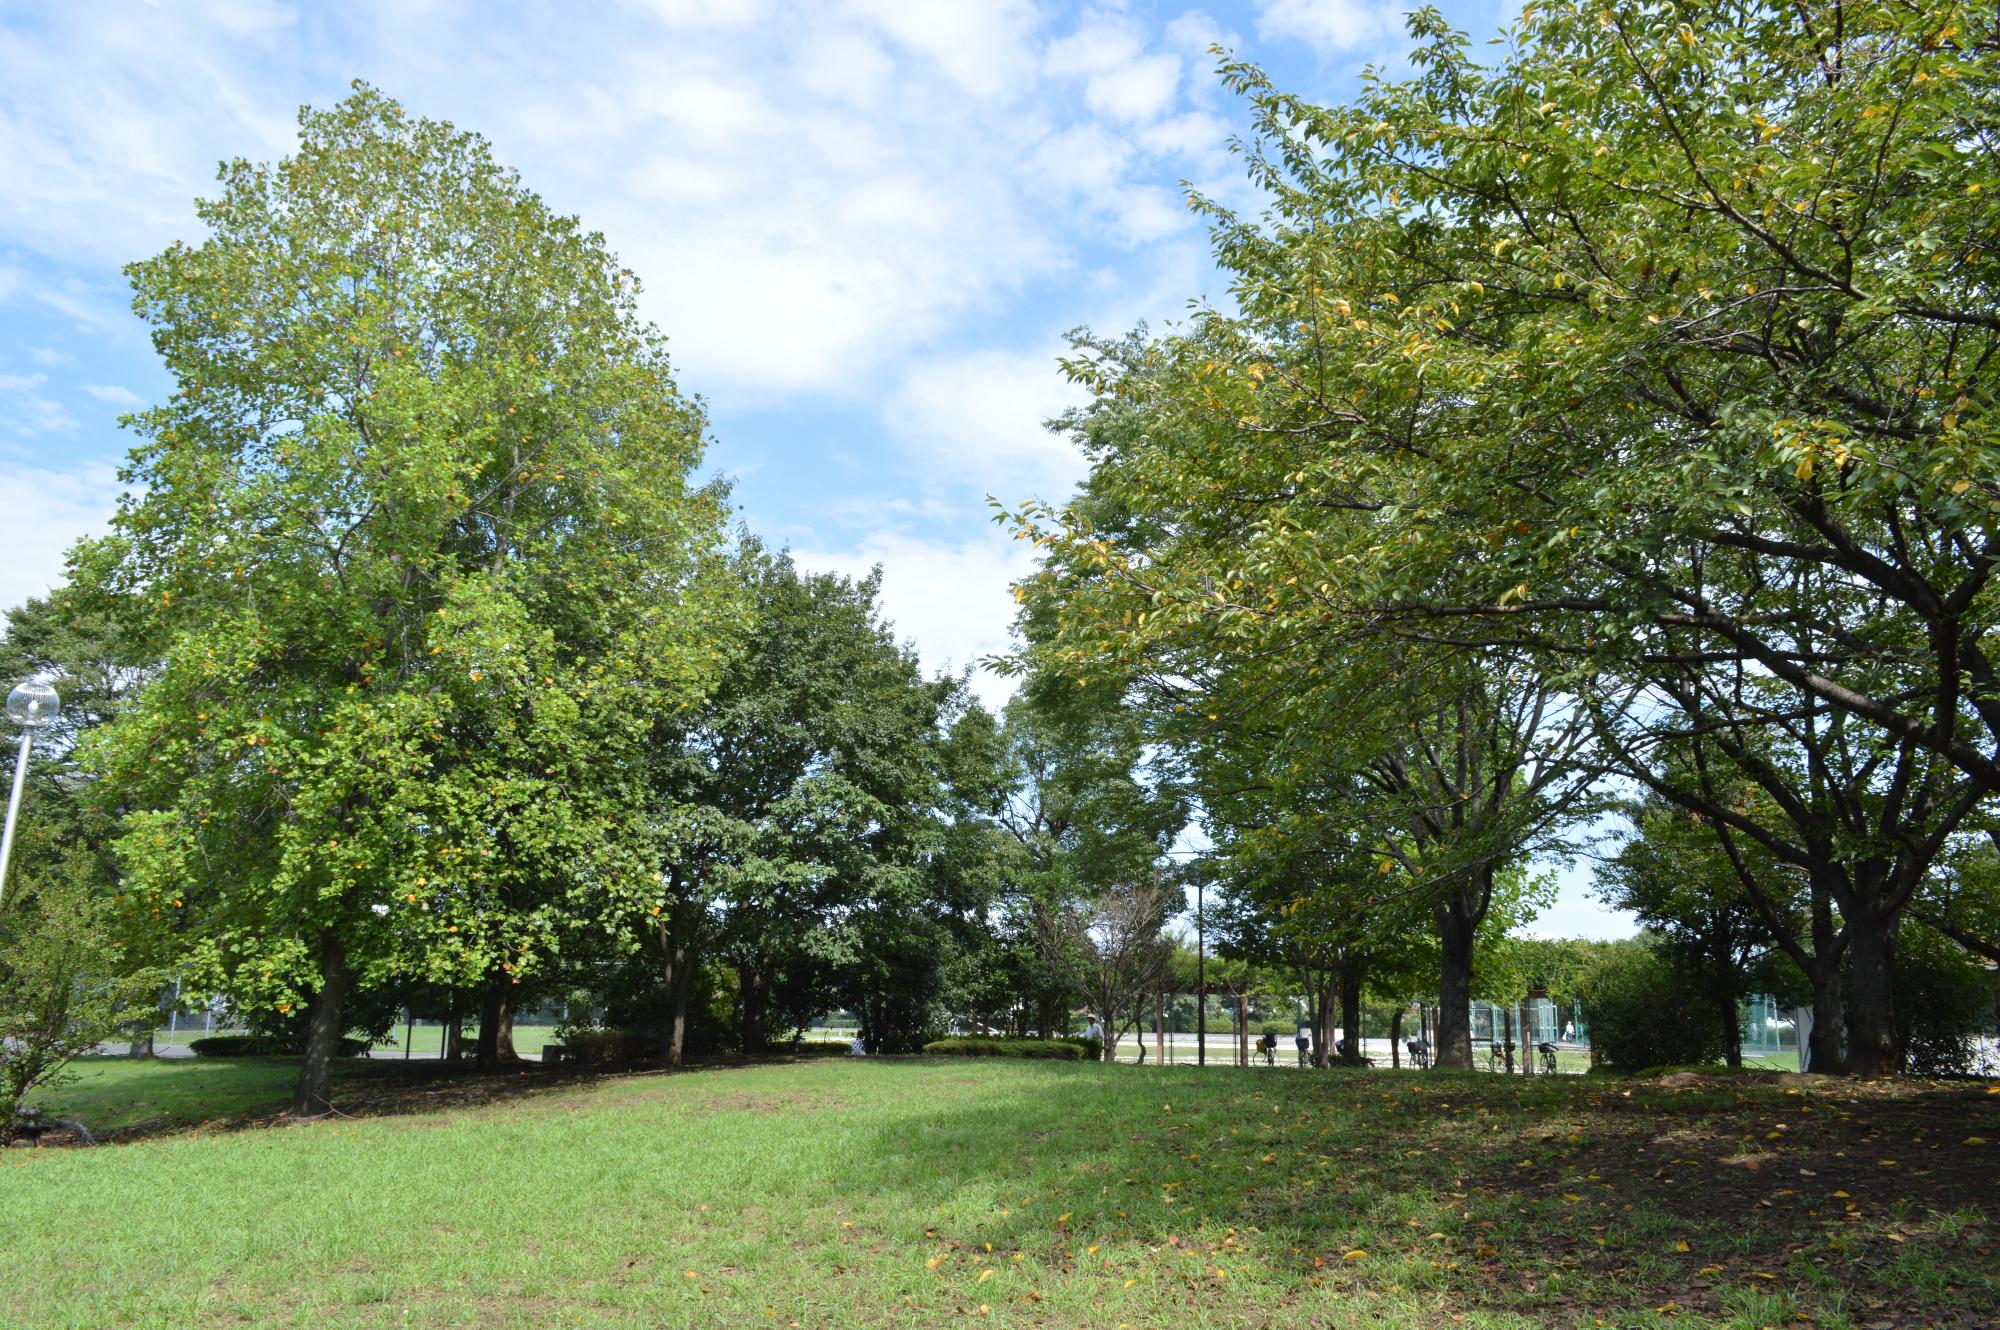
[{"left": 1673, "top": 1239, "right": 1689, "bottom": 1252}]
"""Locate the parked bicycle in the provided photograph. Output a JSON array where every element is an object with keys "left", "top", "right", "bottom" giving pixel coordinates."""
[{"left": 1538, "top": 1041, "right": 1558, "bottom": 1075}]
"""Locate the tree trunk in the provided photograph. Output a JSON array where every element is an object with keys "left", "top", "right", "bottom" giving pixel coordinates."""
[
  {"left": 129, "top": 1027, "right": 155, "bottom": 1058},
  {"left": 1034, "top": 989, "right": 1062, "bottom": 1041},
  {"left": 1844, "top": 908, "right": 1901, "bottom": 1076},
  {"left": 661, "top": 924, "right": 693, "bottom": 1067},
  {"left": 1313, "top": 981, "right": 1338, "bottom": 1068},
  {"left": 291, "top": 929, "right": 348, "bottom": 1117},
  {"left": 1721, "top": 993, "right": 1744, "bottom": 1069},
  {"left": 1714, "top": 918, "right": 1745, "bottom": 1069},
  {"left": 1806, "top": 958, "right": 1845, "bottom": 1074},
  {"left": 1235, "top": 995, "right": 1249, "bottom": 1067},
  {"left": 1390, "top": 1008, "right": 1404, "bottom": 1069},
  {"left": 1800, "top": 884, "right": 1846, "bottom": 1074},
  {"left": 740, "top": 965, "right": 769, "bottom": 1055},
  {"left": 1339, "top": 964, "right": 1364, "bottom": 1066},
  {"left": 1433, "top": 893, "right": 1478, "bottom": 1070},
  {"left": 475, "top": 971, "right": 520, "bottom": 1068}
]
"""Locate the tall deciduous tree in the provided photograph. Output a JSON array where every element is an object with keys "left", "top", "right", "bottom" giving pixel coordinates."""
[
  {"left": 991, "top": 677, "right": 1185, "bottom": 1038},
  {"left": 73, "top": 86, "right": 734, "bottom": 1114},
  {"left": 643, "top": 548, "right": 972, "bottom": 1057},
  {"left": 1008, "top": 3, "right": 1997, "bottom": 1075}
]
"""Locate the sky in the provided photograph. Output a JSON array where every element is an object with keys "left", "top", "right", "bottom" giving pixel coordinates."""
[{"left": 0, "top": 0, "right": 1634, "bottom": 937}]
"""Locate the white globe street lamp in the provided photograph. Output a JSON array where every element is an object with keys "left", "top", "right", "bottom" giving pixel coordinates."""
[{"left": 0, "top": 679, "right": 60, "bottom": 907}]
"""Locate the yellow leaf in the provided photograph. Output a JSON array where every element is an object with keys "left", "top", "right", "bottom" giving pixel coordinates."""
[
  {"left": 1123, "top": 1278, "right": 1136, "bottom": 1288},
  {"left": 1952, "top": 478, "right": 1972, "bottom": 494},
  {"left": 1562, "top": 1192, "right": 1583, "bottom": 1202},
  {"left": 977, "top": 1268, "right": 994, "bottom": 1282},
  {"left": 1963, "top": 1136, "right": 1987, "bottom": 1146},
  {"left": 1673, "top": 1239, "right": 1689, "bottom": 1253},
  {"left": 1343, "top": 1249, "right": 1367, "bottom": 1260}
]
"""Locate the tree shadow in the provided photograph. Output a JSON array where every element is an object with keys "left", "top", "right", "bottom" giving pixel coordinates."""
[{"left": 823, "top": 1061, "right": 2000, "bottom": 1327}]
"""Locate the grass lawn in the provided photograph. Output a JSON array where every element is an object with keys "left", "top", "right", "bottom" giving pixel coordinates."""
[{"left": 7, "top": 1059, "right": 1997, "bottom": 1329}]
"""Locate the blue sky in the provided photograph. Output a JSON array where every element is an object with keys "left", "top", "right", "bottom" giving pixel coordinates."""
[{"left": 0, "top": 0, "right": 1632, "bottom": 936}]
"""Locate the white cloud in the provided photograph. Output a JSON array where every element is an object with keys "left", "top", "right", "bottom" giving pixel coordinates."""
[
  {"left": 1030, "top": 122, "right": 1134, "bottom": 198},
  {"left": 634, "top": 0, "right": 775, "bottom": 29},
  {"left": 1255, "top": 0, "right": 1404, "bottom": 53},
  {"left": 1164, "top": 9, "right": 1235, "bottom": 60},
  {"left": 882, "top": 345, "right": 1089, "bottom": 505},
  {"left": 849, "top": 0, "right": 1043, "bottom": 101},
  {"left": 26, "top": 345, "right": 77, "bottom": 368},
  {"left": 81, "top": 382, "right": 143, "bottom": 407},
  {"left": 1085, "top": 53, "right": 1181, "bottom": 122},
  {"left": 1136, "top": 110, "right": 1230, "bottom": 161},
  {"left": 1045, "top": 18, "right": 1182, "bottom": 123},
  {"left": 792, "top": 527, "right": 1038, "bottom": 711},
  {"left": 0, "top": 460, "right": 119, "bottom": 612},
  {"left": 0, "top": 371, "right": 78, "bottom": 436},
  {"left": 0, "top": 1, "right": 1242, "bottom": 408}
]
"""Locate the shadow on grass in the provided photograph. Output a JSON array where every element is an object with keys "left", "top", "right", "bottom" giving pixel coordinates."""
[
  {"left": 34, "top": 1047, "right": 852, "bottom": 1143},
  {"left": 829, "top": 1061, "right": 2000, "bottom": 1328}
]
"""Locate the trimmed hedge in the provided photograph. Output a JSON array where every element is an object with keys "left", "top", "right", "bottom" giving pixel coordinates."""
[
  {"left": 1577, "top": 944, "right": 1723, "bottom": 1072},
  {"left": 555, "top": 1027, "right": 657, "bottom": 1067},
  {"left": 923, "top": 1036, "right": 1086, "bottom": 1060},
  {"left": 188, "top": 1034, "right": 368, "bottom": 1058}
]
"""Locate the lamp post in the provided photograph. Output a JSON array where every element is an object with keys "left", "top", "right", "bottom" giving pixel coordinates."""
[
  {"left": 1195, "top": 876, "right": 1205, "bottom": 1068},
  {"left": 0, "top": 679, "right": 60, "bottom": 908}
]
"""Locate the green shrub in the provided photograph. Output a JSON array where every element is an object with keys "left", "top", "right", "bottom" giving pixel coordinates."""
[
  {"left": 1578, "top": 940, "right": 1725, "bottom": 1072},
  {"left": 2, "top": 850, "right": 167, "bottom": 1139},
  {"left": 923, "top": 1037, "right": 1085, "bottom": 1060},
  {"left": 1894, "top": 924, "right": 1996, "bottom": 1076},
  {"left": 189, "top": 1033, "right": 366, "bottom": 1058}
]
